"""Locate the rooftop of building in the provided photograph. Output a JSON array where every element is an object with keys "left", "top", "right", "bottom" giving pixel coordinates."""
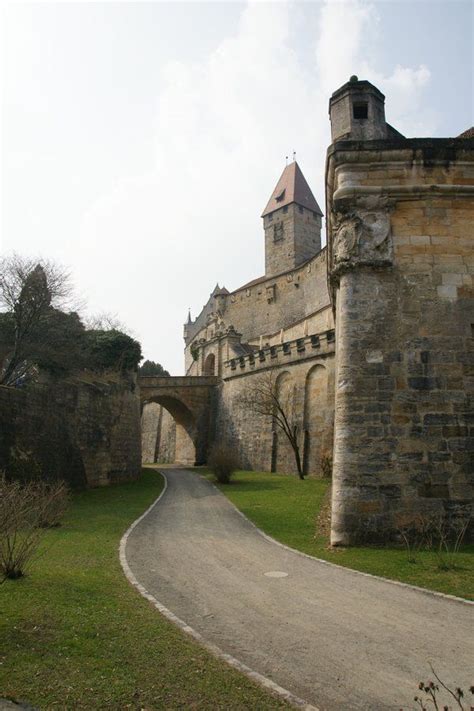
[{"left": 261, "top": 161, "right": 323, "bottom": 217}]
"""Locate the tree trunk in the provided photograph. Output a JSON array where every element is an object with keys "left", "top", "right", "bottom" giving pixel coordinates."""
[{"left": 291, "top": 429, "right": 304, "bottom": 480}]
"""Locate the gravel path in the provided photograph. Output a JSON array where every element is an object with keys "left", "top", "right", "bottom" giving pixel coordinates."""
[{"left": 124, "top": 468, "right": 473, "bottom": 710}]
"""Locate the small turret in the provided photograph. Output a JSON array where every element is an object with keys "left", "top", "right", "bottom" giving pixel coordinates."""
[
  {"left": 213, "top": 284, "right": 229, "bottom": 313},
  {"left": 329, "top": 76, "right": 392, "bottom": 142},
  {"left": 184, "top": 309, "right": 192, "bottom": 340}
]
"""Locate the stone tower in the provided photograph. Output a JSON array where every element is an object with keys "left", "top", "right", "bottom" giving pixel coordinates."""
[
  {"left": 261, "top": 161, "right": 323, "bottom": 277},
  {"left": 329, "top": 75, "right": 403, "bottom": 142}
]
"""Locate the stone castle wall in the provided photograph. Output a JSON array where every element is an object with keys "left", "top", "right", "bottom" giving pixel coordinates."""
[
  {"left": 0, "top": 375, "right": 141, "bottom": 488},
  {"left": 185, "top": 248, "right": 333, "bottom": 374},
  {"left": 328, "top": 139, "right": 474, "bottom": 544},
  {"left": 215, "top": 351, "right": 335, "bottom": 476}
]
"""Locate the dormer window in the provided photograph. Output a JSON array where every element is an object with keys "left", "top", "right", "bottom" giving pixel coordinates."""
[
  {"left": 275, "top": 188, "right": 286, "bottom": 202},
  {"left": 353, "top": 102, "right": 368, "bottom": 119}
]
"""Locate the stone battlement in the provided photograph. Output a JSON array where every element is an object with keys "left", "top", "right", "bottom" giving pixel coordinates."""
[{"left": 223, "top": 329, "right": 335, "bottom": 379}]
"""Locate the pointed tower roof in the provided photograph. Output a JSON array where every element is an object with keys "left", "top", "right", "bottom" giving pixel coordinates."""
[{"left": 261, "top": 161, "right": 323, "bottom": 217}]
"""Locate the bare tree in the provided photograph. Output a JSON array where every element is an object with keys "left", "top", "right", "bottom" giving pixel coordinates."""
[
  {"left": 0, "top": 254, "right": 74, "bottom": 385},
  {"left": 239, "top": 369, "right": 305, "bottom": 479},
  {"left": 83, "top": 311, "right": 130, "bottom": 334}
]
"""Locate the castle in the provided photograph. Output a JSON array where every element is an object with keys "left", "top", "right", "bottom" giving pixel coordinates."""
[{"left": 141, "top": 77, "right": 474, "bottom": 545}]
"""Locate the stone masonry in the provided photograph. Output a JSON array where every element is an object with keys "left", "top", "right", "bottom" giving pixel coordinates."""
[
  {"left": 142, "top": 76, "right": 473, "bottom": 544},
  {"left": 1, "top": 374, "right": 141, "bottom": 488}
]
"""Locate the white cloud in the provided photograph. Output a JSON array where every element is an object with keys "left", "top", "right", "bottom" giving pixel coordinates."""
[
  {"left": 4, "top": 0, "right": 436, "bottom": 373},
  {"left": 315, "top": 0, "right": 434, "bottom": 135}
]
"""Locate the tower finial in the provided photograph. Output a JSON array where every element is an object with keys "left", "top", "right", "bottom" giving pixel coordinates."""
[
  {"left": 187, "top": 309, "right": 192, "bottom": 324},
  {"left": 293, "top": 150, "right": 296, "bottom": 162},
  {"left": 285, "top": 155, "right": 288, "bottom": 166}
]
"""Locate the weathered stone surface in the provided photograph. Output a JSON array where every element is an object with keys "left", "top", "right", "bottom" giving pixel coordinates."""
[
  {"left": 327, "top": 128, "right": 474, "bottom": 544},
  {"left": 0, "top": 375, "right": 141, "bottom": 488}
]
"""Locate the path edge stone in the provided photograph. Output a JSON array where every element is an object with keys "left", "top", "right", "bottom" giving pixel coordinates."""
[{"left": 119, "top": 470, "right": 318, "bottom": 711}]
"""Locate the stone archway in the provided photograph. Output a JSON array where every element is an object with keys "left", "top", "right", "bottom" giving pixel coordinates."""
[
  {"left": 203, "top": 353, "right": 216, "bottom": 376},
  {"left": 303, "top": 363, "right": 328, "bottom": 475},
  {"left": 139, "top": 375, "right": 219, "bottom": 465},
  {"left": 272, "top": 370, "right": 294, "bottom": 473},
  {"left": 148, "top": 396, "right": 197, "bottom": 465}
]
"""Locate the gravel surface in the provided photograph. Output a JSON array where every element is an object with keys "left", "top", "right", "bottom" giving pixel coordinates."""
[{"left": 125, "top": 468, "right": 473, "bottom": 710}]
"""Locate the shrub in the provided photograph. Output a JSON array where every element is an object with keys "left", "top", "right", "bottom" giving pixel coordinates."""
[
  {"left": 0, "top": 475, "right": 69, "bottom": 580},
  {"left": 397, "top": 510, "right": 471, "bottom": 568},
  {"left": 405, "top": 664, "right": 474, "bottom": 710},
  {"left": 37, "top": 480, "right": 69, "bottom": 528},
  {"left": 207, "top": 444, "right": 240, "bottom": 484},
  {"left": 320, "top": 452, "right": 333, "bottom": 478}
]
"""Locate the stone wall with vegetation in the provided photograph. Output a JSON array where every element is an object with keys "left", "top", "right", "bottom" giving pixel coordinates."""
[
  {"left": 0, "top": 374, "right": 141, "bottom": 488},
  {"left": 327, "top": 138, "right": 474, "bottom": 544}
]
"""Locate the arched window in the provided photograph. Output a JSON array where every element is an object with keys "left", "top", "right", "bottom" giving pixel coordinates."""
[{"left": 203, "top": 353, "right": 216, "bottom": 376}]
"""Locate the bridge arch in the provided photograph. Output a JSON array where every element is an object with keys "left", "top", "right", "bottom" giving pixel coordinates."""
[
  {"left": 144, "top": 395, "right": 197, "bottom": 465},
  {"left": 139, "top": 375, "right": 219, "bottom": 466}
]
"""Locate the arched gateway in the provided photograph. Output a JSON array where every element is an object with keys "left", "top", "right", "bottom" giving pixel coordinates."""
[{"left": 139, "top": 375, "right": 219, "bottom": 465}]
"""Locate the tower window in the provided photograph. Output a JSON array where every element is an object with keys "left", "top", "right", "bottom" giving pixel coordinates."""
[
  {"left": 282, "top": 205, "right": 288, "bottom": 214},
  {"left": 353, "top": 102, "right": 368, "bottom": 119},
  {"left": 312, "top": 211, "right": 319, "bottom": 220},
  {"left": 275, "top": 188, "right": 286, "bottom": 202},
  {"left": 268, "top": 212, "right": 273, "bottom": 221},
  {"left": 273, "top": 222, "right": 284, "bottom": 242},
  {"left": 298, "top": 205, "right": 304, "bottom": 214}
]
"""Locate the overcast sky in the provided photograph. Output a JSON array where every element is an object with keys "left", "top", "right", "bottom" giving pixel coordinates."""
[{"left": 1, "top": 0, "right": 472, "bottom": 374}]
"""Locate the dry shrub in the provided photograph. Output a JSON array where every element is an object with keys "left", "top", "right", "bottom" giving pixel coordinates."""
[
  {"left": 320, "top": 452, "right": 333, "bottom": 478},
  {"left": 0, "top": 475, "right": 69, "bottom": 580},
  {"left": 37, "top": 480, "right": 69, "bottom": 528},
  {"left": 397, "top": 510, "right": 471, "bottom": 568},
  {"left": 207, "top": 443, "right": 240, "bottom": 484}
]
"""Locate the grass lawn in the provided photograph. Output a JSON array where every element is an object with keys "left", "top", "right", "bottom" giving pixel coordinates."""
[
  {"left": 0, "top": 469, "right": 288, "bottom": 710},
  {"left": 202, "top": 469, "right": 474, "bottom": 601}
]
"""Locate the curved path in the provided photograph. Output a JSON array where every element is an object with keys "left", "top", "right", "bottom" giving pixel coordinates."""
[{"left": 124, "top": 468, "right": 473, "bottom": 710}]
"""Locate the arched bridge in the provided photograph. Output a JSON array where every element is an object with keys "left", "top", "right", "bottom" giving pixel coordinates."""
[{"left": 138, "top": 375, "right": 220, "bottom": 465}]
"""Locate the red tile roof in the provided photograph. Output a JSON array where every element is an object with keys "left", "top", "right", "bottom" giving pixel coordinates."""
[
  {"left": 457, "top": 126, "right": 474, "bottom": 138},
  {"left": 261, "top": 161, "right": 323, "bottom": 217}
]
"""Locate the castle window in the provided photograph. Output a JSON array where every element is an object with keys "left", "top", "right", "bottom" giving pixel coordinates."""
[
  {"left": 239, "top": 356, "right": 246, "bottom": 368},
  {"left": 268, "top": 212, "right": 273, "bottom": 221},
  {"left": 230, "top": 359, "right": 236, "bottom": 370},
  {"left": 310, "top": 335, "right": 320, "bottom": 348},
  {"left": 266, "top": 284, "right": 276, "bottom": 303},
  {"left": 283, "top": 205, "right": 288, "bottom": 214},
  {"left": 327, "top": 329, "right": 335, "bottom": 343},
  {"left": 312, "top": 211, "right": 319, "bottom": 220},
  {"left": 273, "top": 222, "right": 284, "bottom": 242},
  {"left": 283, "top": 342, "right": 291, "bottom": 355},
  {"left": 353, "top": 101, "right": 368, "bottom": 119},
  {"left": 258, "top": 350, "right": 265, "bottom": 361},
  {"left": 296, "top": 338, "right": 305, "bottom": 352},
  {"left": 298, "top": 205, "right": 304, "bottom": 214},
  {"left": 270, "top": 346, "right": 277, "bottom": 358},
  {"left": 275, "top": 188, "right": 286, "bottom": 202}
]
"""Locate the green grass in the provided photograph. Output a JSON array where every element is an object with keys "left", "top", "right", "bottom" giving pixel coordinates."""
[
  {"left": 0, "top": 470, "right": 288, "bottom": 710},
  {"left": 203, "top": 469, "right": 474, "bottom": 601}
]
